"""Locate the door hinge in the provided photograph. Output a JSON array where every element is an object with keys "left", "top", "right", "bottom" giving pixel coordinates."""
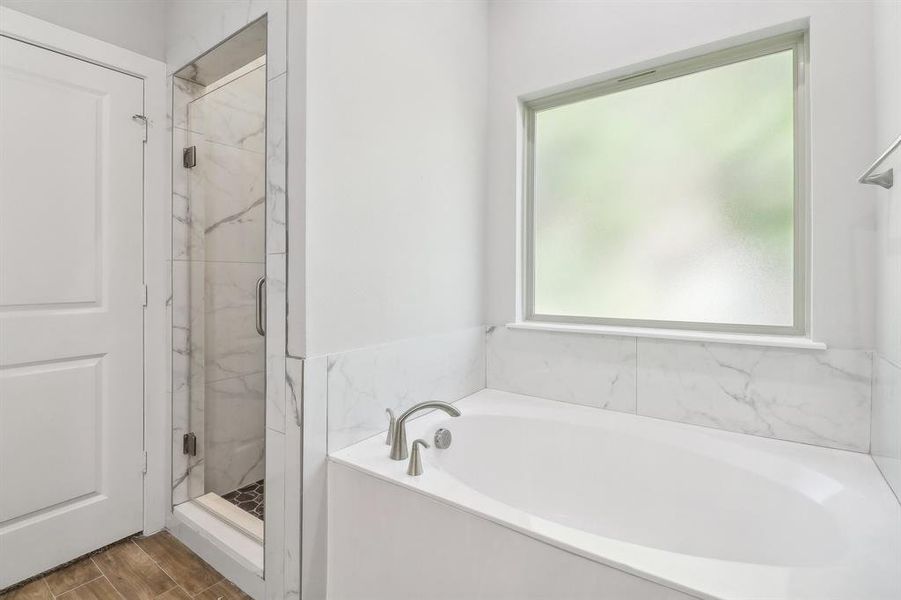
[
  {"left": 142, "top": 284, "right": 148, "bottom": 307},
  {"left": 183, "top": 146, "right": 197, "bottom": 168},
  {"left": 132, "top": 114, "right": 148, "bottom": 143},
  {"left": 183, "top": 432, "right": 197, "bottom": 456},
  {"left": 141, "top": 452, "right": 148, "bottom": 474}
]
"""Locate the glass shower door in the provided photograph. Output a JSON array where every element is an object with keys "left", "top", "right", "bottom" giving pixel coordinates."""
[{"left": 172, "top": 55, "right": 268, "bottom": 525}]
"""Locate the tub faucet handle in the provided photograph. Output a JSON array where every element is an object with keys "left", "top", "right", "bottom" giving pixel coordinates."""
[
  {"left": 385, "top": 408, "right": 396, "bottom": 446},
  {"left": 389, "top": 401, "right": 461, "bottom": 460},
  {"left": 407, "top": 439, "right": 429, "bottom": 476}
]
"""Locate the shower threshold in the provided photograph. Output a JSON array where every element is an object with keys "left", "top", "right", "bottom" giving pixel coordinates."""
[
  {"left": 172, "top": 500, "right": 264, "bottom": 580},
  {"left": 194, "top": 492, "right": 264, "bottom": 544}
]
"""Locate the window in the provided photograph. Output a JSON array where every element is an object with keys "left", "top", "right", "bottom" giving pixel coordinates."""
[{"left": 522, "top": 32, "right": 807, "bottom": 336}]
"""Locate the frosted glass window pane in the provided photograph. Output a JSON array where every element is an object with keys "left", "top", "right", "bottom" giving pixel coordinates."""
[{"left": 532, "top": 50, "right": 795, "bottom": 327}]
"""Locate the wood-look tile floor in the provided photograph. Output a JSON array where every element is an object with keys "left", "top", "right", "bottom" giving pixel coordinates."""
[{"left": 0, "top": 532, "right": 250, "bottom": 600}]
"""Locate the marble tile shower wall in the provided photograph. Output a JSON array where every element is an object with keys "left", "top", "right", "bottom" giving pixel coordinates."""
[{"left": 487, "top": 327, "right": 873, "bottom": 452}]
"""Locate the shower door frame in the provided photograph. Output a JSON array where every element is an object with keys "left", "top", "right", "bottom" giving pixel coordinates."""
[{"left": 173, "top": 57, "right": 270, "bottom": 509}]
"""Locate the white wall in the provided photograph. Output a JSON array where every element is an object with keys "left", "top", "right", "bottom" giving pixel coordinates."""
[
  {"left": 0, "top": 0, "right": 166, "bottom": 60},
  {"left": 486, "top": 0, "right": 877, "bottom": 350},
  {"left": 304, "top": 0, "right": 488, "bottom": 357}
]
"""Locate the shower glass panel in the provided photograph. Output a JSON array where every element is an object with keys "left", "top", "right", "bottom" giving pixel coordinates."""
[{"left": 171, "top": 19, "right": 268, "bottom": 538}]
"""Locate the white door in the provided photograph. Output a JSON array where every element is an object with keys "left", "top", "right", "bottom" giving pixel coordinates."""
[{"left": 0, "top": 35, "right": 145, "bottom": 588}]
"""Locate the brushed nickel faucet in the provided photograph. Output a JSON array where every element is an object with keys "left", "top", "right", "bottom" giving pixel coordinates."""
[
  {"left": 407, "top": 439, "right": 429, "bottom": 476},
  {"left": 384, "top": 408, "right": 396, "bottom": 446},
  {"left": 389, "top": 401, "right": 461, "bottom": 460}
]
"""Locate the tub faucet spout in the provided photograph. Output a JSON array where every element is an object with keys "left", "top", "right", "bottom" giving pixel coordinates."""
[{"left": 389, "top": 401, "right": 461, "bottom": 461}]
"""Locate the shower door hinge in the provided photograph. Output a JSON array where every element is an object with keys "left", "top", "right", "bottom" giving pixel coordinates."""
[
  {"left": 183, "top": 432, "right": 197, "bottom": 456},
  {"left": 183, "top": 146, "right": 197, "bottom": 168},
  {"left": 141, "top": 452, "right": 148, "bottom": 474}
]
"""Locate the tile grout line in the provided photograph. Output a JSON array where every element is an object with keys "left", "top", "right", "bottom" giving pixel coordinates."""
[
  {"left": 130, "top": 540, "right": 198, "bottom": 598},
  {"left": 105, "top": 574, "right": 128, "bottom": 600},
  {"left": 52, "top": 573, "right": 106, "bottom": 599},
  {"left": 154, "top": 583, "right": 183, "bottom": 599},
  {"left": 4, "top": 535, "right": 235, "bottom": 600},
  {"left": 87, "top": 555, "right": 134, "bottom": 600},
  {"left": 131, "top": 538, "right": 224, "bottom": 599},
  {"left": 190, "top": 579, "right": 224, "bottom": 598},
  {"left": 4, "top": 537, "right": 134, "bottom": 598},
  {"left": 87, "top": 556, "right": 127, "bottom": 600},
  {"left": 87, "top": 556, "right": 110, "bottom": 598}
]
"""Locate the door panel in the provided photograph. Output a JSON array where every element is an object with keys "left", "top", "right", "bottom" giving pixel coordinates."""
[
  {"left": 0, "top": 50, "right": 104, "bottom": 308},
  {"left": 0, "top": 357, "right": 101, "bottom": 522},
  {"left": 0, "top": 35, "right": 144, "bottom": 588}
]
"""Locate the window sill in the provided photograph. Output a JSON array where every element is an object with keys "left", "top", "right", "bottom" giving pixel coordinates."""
[{"left": 505, "top": 321, "right": 827, "bottom": 350}]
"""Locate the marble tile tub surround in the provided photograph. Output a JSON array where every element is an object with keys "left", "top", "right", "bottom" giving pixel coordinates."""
[
  {"left": 637, "top": 340, "right": 872, "bottom": 452},
  {"left": 487, "top": 327, "right": 872, "bottom": 452},
  {"left": 327, "top": 326, "right": 486, "bottom": 452},
  {"left": 487, "top": 325, "right": 637, "bottom": 413}
]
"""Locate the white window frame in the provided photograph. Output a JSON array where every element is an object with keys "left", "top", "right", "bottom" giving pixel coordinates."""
[{"left": 520, "top": 31, "right": 810, "bottom": 338}]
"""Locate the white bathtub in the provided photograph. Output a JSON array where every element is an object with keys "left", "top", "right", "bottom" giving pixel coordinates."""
[{"left": 329, "top": 389, "right": 901, "bottom": 600}]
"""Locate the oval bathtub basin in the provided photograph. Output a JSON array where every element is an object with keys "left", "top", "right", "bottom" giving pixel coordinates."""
[{"left": 330, "top": 389, "right": 901, "bottom": 600}]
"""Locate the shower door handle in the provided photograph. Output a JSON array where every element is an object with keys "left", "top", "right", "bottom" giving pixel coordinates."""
[{"left": 255, "top": 276, "right": 266, "bottom": 336}]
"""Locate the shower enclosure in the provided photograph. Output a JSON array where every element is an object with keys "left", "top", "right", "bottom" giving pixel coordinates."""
[{"left": 171, "top": 19, "right": 268, "bottom": 543}]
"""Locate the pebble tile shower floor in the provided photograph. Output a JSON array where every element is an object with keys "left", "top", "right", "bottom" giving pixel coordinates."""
[
  {"left": 0, "top": 532, "right": 250, "bottom": 600},
  {"left": 221, "top": 480, "right": 264, "bottom": 520}
]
